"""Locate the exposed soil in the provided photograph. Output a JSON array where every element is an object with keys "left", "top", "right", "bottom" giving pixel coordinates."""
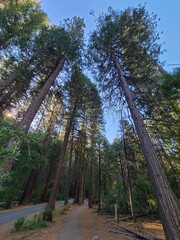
[{"left": 1, "top": 203, "right": 165, "bottom": 240}]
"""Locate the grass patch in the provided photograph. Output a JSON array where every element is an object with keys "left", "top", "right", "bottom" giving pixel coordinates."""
[
  {"left": 53, "top": 204, "right": 71, "bottom": 217},
  {"left": 13, "top": 213, "right": 49, "bottom": 231},
  {"left": 133, "top": 221, "right": 145, "bottom": 232}
]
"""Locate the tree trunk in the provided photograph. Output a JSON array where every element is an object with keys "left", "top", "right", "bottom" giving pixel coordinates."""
[
  {"left": 64, "top": 134, "right": 74, "bottom": 205},
  {"left": 78, "top": 132, "right": 86, "bottom": 205},
  {"left": 123, "top": 132, "right": 136, "bottom": 222},
  {"left": 98, "top": 145, "right": 101, "bottom": 212},
  {"left": 21, "top": 170, "right": 37, "bottom": 205},
  {"left": 119, "top": 154, "right": 129, "bottom": 212},
  {"left": 115, "top": 60, "right": 180, "bottom": 240},
  {"left": 41, "top": 158, "right": 54, "bottom": 202},
  {"left": 0, "top": 57, "right": 65, "bottom": 176},
  {"left": 18, "top": 57, "right": 65, "bottom": 132},
  {"left": 48, "top": 105, "right": 76, "bottom": 210},
  {"left": 88, "top": 151, "right": 93, "bottom": 208}
]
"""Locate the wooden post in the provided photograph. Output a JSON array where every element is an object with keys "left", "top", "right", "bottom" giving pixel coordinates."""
[{"left": 115, "top": 204, "right": 119, "bottom": 223}]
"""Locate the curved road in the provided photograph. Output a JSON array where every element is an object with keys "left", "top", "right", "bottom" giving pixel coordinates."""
[{"left": 0, "top": 200, "right": 71, "bottom": 227}]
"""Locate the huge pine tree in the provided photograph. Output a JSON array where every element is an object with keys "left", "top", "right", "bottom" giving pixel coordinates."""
[{"left": 88, "top": 6, "right": 180, "bottom": 240}]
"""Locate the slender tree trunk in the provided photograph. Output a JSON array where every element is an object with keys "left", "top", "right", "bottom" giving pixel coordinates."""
[
  {"left": 48, "top": 105, "right": 76, "bottom": 210},
  {"left": 88, "top": 151, "right": 93, "bottom": 208},
  {"left": 21, "top": 170, "right": 37, "bottom": 205},
  {"left": 78, "top": 133, "right": 86, "bottom": 205},
  {"left": 126, "top": 158, "right": 136, "bottom": 222},
  {"left": 98, "top": 146, "right": 101, "bottom": 212},
  {"left": 41, "top": 158, "right": 54, "bottom": 202},
  {"left": 115, "top": 59, "right": 180, "bottom": 240},
  {"left": 18, "top": 57, "right": 65, "bottom": 132},
  {"left": 64, "top": 134, "right": 74, "bottom": 205},
  {"left": 123, "top": 130, "right": 136, "bottom": 222},
  {"left": 74, "top": 148, "right": 80, "bottom": 204},
  {"left": 119, "top": 154, "right": 129, "bottom": 213}
]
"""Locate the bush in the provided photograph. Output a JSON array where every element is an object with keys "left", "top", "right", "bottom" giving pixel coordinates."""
[
  {"left": 13, "top": 214, "right": 48, "bottom": 231},
  {"left": 42, "top": 206, "right": 53, "bottom": 221},
  {"left": 14, "top": 216, "right": 26, "bottom": 231},
  {"left": 53, "top": 204, "right": 71, "bottom": 216}
]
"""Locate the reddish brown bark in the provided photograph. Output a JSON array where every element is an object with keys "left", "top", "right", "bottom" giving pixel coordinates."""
[
  {"left": 18, "top": 57, "right": 65, "bottom": 132},
  {"left": 41, "top": 158, "right": 54, "bottom": 202},
  {"left": 21, "top": 170, "right": 37, "bottom": 205},
  {"left": 64, "top": 134, "right": 74, "bottom": 205},
  {"left": 115, "top": 59, "right": 180, "bottom": 240},
  {"left": 48, "top": 105, "right": 76, "bottom": 210},
  {"left": 0, "top": 57, "right": 65, "bottom": 176}
]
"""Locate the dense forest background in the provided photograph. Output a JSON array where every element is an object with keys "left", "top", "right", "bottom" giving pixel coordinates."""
[{"left": 0, "top": 1, "right": 179, "bottom": 239}]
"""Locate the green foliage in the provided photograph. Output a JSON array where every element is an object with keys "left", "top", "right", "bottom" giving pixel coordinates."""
[
  {"left": 14, "top": 216, "right": 26, "bottom": 231},
  {"left": 14, "top": 214, "right": 48, "bottom": 231},
  {"left": 0, "top": 0, "right": 48, "bottom": 51},
  {"left": 53, "top": 204, "right": 71, "bottom": 217},
  {"left": 0, "top": 119, "right": 21, "bottom": 161},
  {"left": 43, "top": 206, "right": 53, "bottom": 221},
  {"left": 88, "top": 5, "right": 162, "bottom": 108},
  {"left": 133, "top": 221, "right": 145, "bottom": 232}
]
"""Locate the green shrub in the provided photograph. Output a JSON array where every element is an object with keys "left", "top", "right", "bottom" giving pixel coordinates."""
[
  {"left": 14, "top": 216, "right": 26, "bottom": 231},
  {"left": 43, "top": 206, "right": 53, "bottom": 221},
  {"left": 22, "top": 219, "right": 48, "bottom": 230},
  {"left": 13, "top": 213, "right": 48, "bottom": 231},
  {"left": 54, "top": 204, "right": 71, "bottom": 216}
]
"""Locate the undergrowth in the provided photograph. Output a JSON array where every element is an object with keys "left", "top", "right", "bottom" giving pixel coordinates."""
[
  {"left": 14, "top": 213, "right": 48, "bottom": 231},
  {"left": 53, "top": 204, "right": 71, "bottom": 217},
  {"left": 14, "top": 204, "right": 71, "bottom": 231}
]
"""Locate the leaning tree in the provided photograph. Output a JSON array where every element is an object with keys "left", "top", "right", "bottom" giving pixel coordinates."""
[{"left": 88, "top": 6, "right": 180, "bottom": 240}]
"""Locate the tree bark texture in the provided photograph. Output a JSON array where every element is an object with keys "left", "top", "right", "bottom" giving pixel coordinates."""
[
  {"left": 41, "top": 158, "right": 54, "bottom": 202},
  {"left": 115, "top": 60, "right": 180, "bottom": 240},
  {"left": 64, "top": 134, "right": 74, "bottom": 205},
  {"left": 88, "top": 152, "right": 93, "bottom": 208},
  {"left": 78, "top": 132, "right": 86, "bottom": 205},
  {"left": 18, "top": 57, "right": 65, "bottom": 133},
  {"left": 21, "top": 170, "right": 37, "bottom": 205},
  {"left": 123, "top": 136, "right": 136, "bottom": 222},
  {"left": 48, "top": 105, "right": 76, "bottom": 210},
  {"left": 0, "top": 58, "right": 65, "bottom": 177},
  {"left": 98, "top": 146, "right": 101, "bottom": 212}
]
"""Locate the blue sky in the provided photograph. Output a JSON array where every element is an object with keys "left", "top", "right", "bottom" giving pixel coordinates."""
[{"left": 41, "top": 0, "right": 180, "bottom": 142}]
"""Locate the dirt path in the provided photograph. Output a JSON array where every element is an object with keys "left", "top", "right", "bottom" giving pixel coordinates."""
[
  {"left": 1, "top": 203, "right": 165, "bottom": 240},
  {"left": 57, "top": 204, "right": 85, "bottom": 240},
  {"left": 57, "top": 203, "right": 130, "bottom": 240}
]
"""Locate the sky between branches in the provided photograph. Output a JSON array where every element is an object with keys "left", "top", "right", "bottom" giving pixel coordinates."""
[{"left": 41, "top": 0, "right": 180, "bottom": 142}]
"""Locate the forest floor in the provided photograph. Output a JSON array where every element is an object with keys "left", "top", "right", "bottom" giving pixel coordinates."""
[{"left": 1, "top": 203, "right": 165, "bottom": 240}]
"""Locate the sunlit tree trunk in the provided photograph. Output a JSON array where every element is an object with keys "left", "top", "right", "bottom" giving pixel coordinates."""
[
  {"left": 0, "top": 57, "right": 65, "bottom": 175},
  {"left": 18, "top": 57, "right": 65, "bottom": 132}
]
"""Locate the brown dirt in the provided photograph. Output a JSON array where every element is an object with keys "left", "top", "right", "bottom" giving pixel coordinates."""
[{"left": 1, "top": 204, "right": 165, "bottom": 240}]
